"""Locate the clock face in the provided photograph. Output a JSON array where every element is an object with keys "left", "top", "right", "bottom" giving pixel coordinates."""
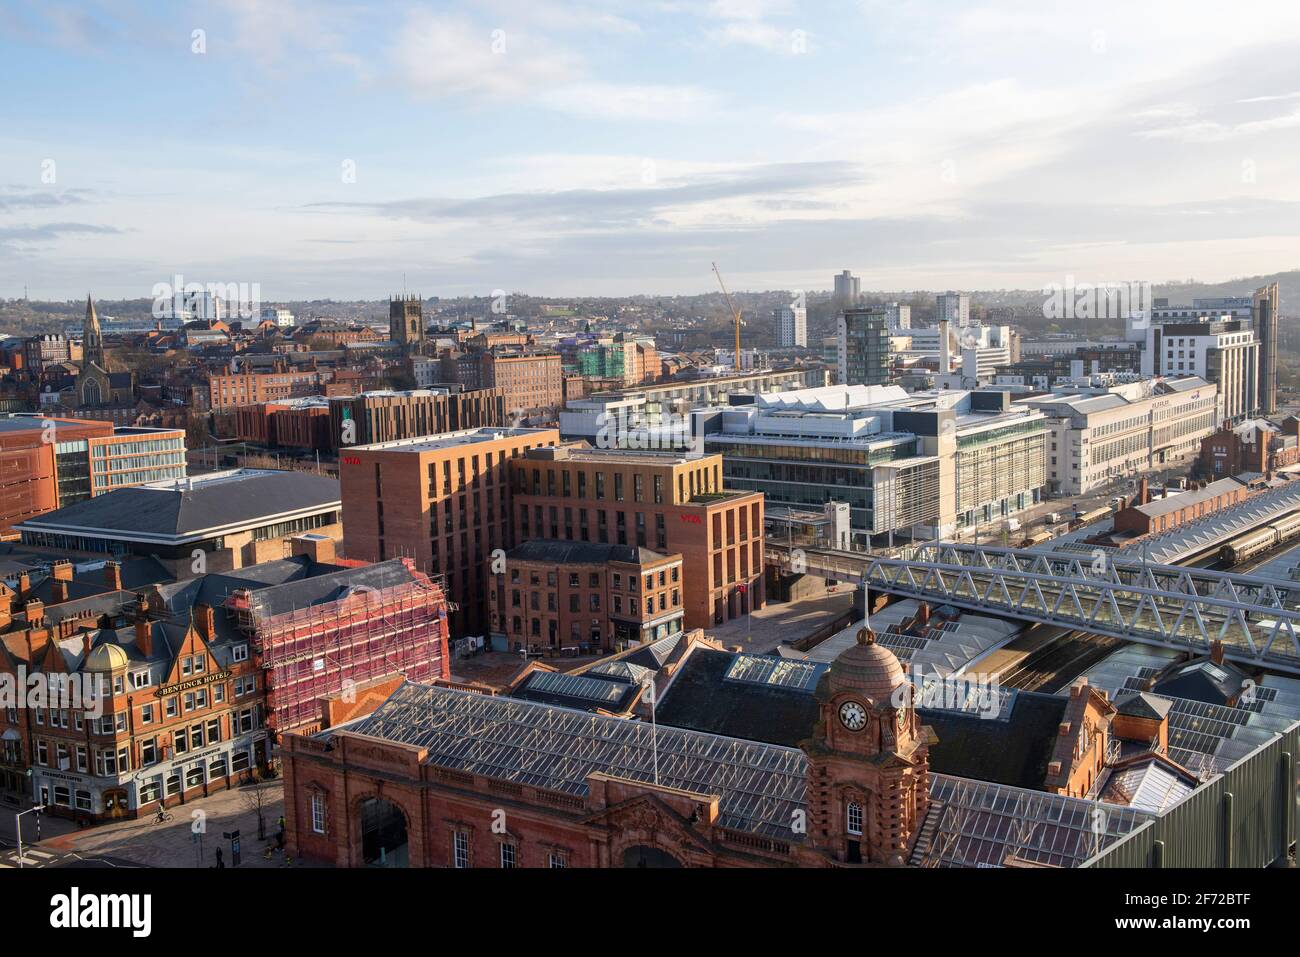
[{"left": 839, "top": 700, "right": 867, "bottom": 732}]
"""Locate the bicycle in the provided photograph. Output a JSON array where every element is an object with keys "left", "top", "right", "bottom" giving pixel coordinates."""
[{"left": 152, "top": 808, "right": 173, "bottom": 825}]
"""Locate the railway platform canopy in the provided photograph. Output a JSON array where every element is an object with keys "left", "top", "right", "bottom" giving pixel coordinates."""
[
  {"left": 861, "top": 543, "right": 1300, "bottom": 674},
  {"left": 1122, "top": 478, "right": 1300, "bottom": 565}
]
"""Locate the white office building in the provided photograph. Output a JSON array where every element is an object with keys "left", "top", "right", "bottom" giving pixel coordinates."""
[
  {"left": 775, "top": 305, "right": 808, "bottom": 348},
  {"left": 885, "top": 302, "right": 911, "bottom": 331},
  {"left": 1131, "top": 315, "right": 1258, "bottom": 423},
  {"left": 936, "top": 291, "right": 971, "bottom": 328},
  {"left": 1022, "top": 376, "right": 1219, "bottom": 495},
  {"left": 261, "top": 306, "right": 295, "bottom": 328}
]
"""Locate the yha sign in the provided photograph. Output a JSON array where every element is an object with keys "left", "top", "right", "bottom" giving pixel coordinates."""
[
  {"left": 342, "top": 456, "right": 361, "bottom": 465},
  {"left": 680, "top": 514, "right": 702, "bottom": 524}
]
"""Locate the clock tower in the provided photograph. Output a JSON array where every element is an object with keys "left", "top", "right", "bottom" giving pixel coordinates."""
[{"left": 800, "top": 624, "right": 931, "bottom": 866}]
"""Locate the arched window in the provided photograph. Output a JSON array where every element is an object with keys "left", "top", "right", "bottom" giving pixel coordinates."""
[{"left": 846, "top": 801, "right": 863, "bottom": 836}]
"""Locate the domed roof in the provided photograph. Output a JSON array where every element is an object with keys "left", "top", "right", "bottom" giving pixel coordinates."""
[
  {"left": 84, "top": 643, "right": 128, "bottom": 672},
  {"left": 828, "top": 627, "right": 905, "bottom": 705}
]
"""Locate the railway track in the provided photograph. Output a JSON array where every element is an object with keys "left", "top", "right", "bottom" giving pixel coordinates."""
[{"left": 998, "top": 630, "right": 1123, "bottom": 694}]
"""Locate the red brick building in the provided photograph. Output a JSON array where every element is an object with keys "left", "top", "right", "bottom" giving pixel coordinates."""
[
  {"left": 3, "top": 547, "right": 448, "bottom": 820},
  {"left": 1112, "top": 476, "right": 1250, "bottom": 536},
  {"left": 510, "top": 446, "right": 764, "bottom": 629},
  {"left": 339, "top": 428, "right": 561, "bottom": 636},
  {"left": 282, "top": 627, "right": 931, "bottom": 868},
  {"left": 488, "top": 540, "right": 685, "bottom": 655},
  {"left": 1197, "top": 419, "right": 1300, "bottom": 479}
]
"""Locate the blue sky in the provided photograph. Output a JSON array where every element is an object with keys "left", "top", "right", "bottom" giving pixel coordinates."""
[{"left": 3, "top": 0, "right": 1300, "bottom": 300}]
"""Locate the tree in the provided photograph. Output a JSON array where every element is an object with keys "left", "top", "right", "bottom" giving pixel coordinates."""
[{"left": 239, "top": 782, "right": 274, "bottom": 841}]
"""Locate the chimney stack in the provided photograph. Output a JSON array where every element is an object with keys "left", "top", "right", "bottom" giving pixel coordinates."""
[
  {"left": 51, "top": 579, "right": 69, "bottom": 605},
  {"left": 1210, "top": 640, "right": 1225, "bottom": 665},
  {"left": 195, "top": 602, "right": 216, "bottom": 641},
  {"left": 104, "top": 561, "right": 123, "bottom": 591},
  {"left": 136, "top": 617, "right": 152, "bottom": 657},
  {"left": 17, "top": 572, "right": 30, "bottom": 601},
  {"left": 1138, "top": 477, "right": 1149, "bottom": 507},
  {"left": 51, "top": 560, "right": 73, "bottom": 582},
  {"left": 24, "top": 599, "right": 44, "bottom": 628}
]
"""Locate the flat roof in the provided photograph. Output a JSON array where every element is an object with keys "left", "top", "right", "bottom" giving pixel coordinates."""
[{"left": 351, "top": 427, "right": 554, "bottom": 453}]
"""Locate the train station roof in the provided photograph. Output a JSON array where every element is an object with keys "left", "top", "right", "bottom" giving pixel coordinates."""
[{"left": 330, "top": 679, "right": 1155, "bottom": 866}]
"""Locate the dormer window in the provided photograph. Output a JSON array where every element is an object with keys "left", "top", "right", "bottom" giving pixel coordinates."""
[
  {"left": 232, "top": 644, "right": 248, "bottom": 663},
  {"left": 132, "top": 671, "right": 149, "bottom": 690}
]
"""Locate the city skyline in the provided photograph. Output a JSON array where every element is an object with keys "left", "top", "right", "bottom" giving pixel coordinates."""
[{"left": 3, "top": 1, "right": 1300, "bottom": 300}]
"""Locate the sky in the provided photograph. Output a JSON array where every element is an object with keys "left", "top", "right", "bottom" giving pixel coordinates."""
[{"left": 2, "top": 0, "right": 1300, "bottom": 301}]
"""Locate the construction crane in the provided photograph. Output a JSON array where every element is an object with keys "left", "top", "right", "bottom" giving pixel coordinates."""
[{"left": 712, "top": 262, "right": 743, "bottom": 372}]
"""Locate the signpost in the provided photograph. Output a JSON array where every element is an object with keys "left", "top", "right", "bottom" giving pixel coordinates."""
[{"left": 223, "top": 829, "right": 241, "bottom": 867}]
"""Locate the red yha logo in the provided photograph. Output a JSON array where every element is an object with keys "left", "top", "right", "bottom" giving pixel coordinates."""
[
  {"left": 680, "top": 514, "right": 702, "bottom": 524},
  {"left": 342, "top": 456, "right": 360, "bottom": 465}
]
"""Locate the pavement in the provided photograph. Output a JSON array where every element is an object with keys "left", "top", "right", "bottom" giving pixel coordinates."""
[
  {"left": 706, "top": 588, "right": 857, "bottom": 653},
  {"left": 3, "top": 780, "right": 302, "bottom": 869}
]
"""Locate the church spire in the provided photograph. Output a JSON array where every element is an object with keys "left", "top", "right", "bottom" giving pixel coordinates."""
[{"left": 84, "top": 292, "right": 105, "bottom": 368}]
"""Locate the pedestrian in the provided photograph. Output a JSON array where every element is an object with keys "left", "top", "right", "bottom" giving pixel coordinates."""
[
  {"left": 215, "top": 847, "right": 225, "bottom": 869},
  {"left": 277, "top": 814, "right": 286, "bottom": 848}
]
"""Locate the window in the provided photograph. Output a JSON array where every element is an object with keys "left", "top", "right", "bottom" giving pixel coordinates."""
[
  {"left": 453, "top": 831, "right": 470, "bottom": 869},
  {"left": 549, "top": 850, "right": 567, "bottom": 869},
  {"left": 141, "top": 703, "right": 155, "bottom": 725},
  {"left": 141, "top": 738, "right": 157, "bottom": 766},
  {"left": 132, "top": 671, "right": 149, "bottom": 689},
  {"left": 500, "top": 843, "right": 517, "bottom": 869},
  {"left": 311, "top": 792, "right": 327, "bottom": 834},
  {"left": 232, "top": 644, "right": 249, "bottom": 663},
  {"left": 846, "top": 802, "right": 863, "bottom": 836}
]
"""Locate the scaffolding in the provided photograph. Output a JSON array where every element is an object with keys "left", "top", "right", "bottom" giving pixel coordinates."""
[{"left": 233, "top": 569, "right": 449, "bottom": 734}]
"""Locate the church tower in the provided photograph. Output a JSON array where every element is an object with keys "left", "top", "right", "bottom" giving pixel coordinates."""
[
  {"left": 389, "top": 294, "right": 425, "bottom": 352},
  {"left": 800, "top": 623, "right": 931, "bottom": 866},
  {"left": 83, "top": 293, "right": 105, "bottom": 369}
]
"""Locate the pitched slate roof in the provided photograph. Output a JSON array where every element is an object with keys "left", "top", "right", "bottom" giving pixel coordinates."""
[
  {"left": 1115, "top": 691, "right": 1173, "bottom": 720},
  {"left": 654, "top": 646, "right": 1071, "bottom": 790},
  {"left": 654, "top": 648, "right": 824, "bottom": 747}
]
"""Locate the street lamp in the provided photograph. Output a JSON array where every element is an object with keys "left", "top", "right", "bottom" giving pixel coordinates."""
[{"left": 14, "top": 804, "right": 45, "bottom": 869}]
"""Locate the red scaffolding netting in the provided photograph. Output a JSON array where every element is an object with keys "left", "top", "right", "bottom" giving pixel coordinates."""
[{"left": 231, "top": 567, "right": 450, "bottom": 734}]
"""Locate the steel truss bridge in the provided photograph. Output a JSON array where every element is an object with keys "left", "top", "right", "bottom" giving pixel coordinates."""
[{"left": 765, "top": 542, "right": 1300, "bottom": 674}]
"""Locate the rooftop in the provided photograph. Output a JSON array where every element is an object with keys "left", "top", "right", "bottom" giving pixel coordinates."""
[
  {"left": 351, "top": 427, "right": 553, "bottom": 454},
  {"left": 327, "top": 679, "right": 1156, "bottom": 863},
  {"left": 16, "top": 469, "right": 341, "bottom": 543},
  {"left": 1130, "top": 477, "right": 1244, "bottom": 519},
  {"left": 507, "top": 539, "right": 676, "bottom": 566}
]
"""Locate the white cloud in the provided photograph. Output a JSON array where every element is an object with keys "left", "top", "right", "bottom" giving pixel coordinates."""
[{"left": 539, "top": 83, "right": 723, "bottom": 121}]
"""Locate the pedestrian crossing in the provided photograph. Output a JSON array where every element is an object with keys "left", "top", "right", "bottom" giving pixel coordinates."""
[{"left": 0, "top": 847, "right": 55, "bottom": 868}]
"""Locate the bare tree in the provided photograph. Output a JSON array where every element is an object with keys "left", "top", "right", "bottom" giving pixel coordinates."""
[{"left": 239, "top": 783, "right": 274, "bottom": 841}]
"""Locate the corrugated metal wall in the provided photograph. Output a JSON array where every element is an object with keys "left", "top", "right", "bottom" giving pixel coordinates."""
[{"left": 1086, "top": 722, "right": 1298, "bottom": 868}]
